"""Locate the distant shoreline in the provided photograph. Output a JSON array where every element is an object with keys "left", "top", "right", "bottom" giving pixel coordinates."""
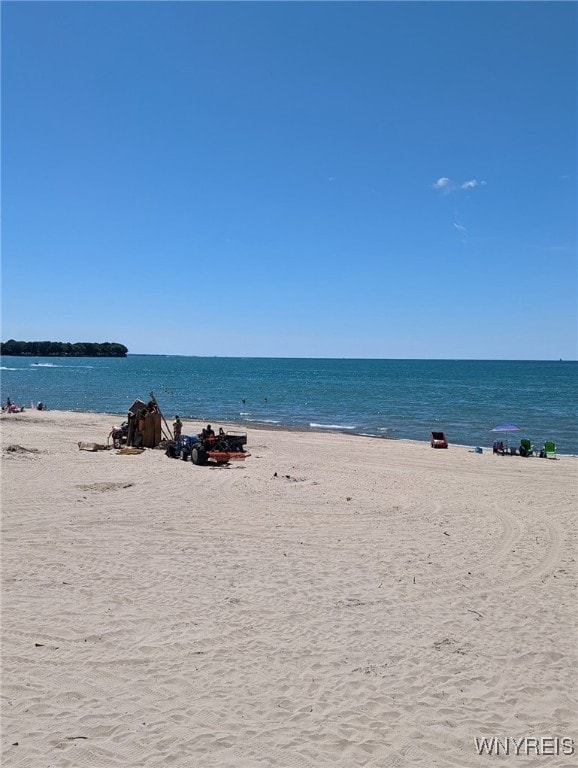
[{"left": 0, "top": 341, "right": 128, "bottom": 357}]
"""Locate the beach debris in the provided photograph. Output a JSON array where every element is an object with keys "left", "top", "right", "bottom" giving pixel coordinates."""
[
  {"left": 149, "top": 390, "right": 175, "bottom": 441},
  {"left": 467, "top": 608, "right": 484, "bottom": 619},
  {"left": 4, "top": 444, "right": 40, "bottom": 454},
  {"left": 352, "top": 663, "right": 388, "bottom": 677},
  {"left": 433, "top": 637, "right": 468, "bottom": 654},
  {"left": 273, "top": 472, "right": 306, "bottom": 482},
  {"left": 110, "top": 394, "right": 169, "bottom": 450},
  {"left": 116, "top": 447, "right": 145, "bottom": 455},
  {"left": 78, "top": 442, "right": 109, "bottom": 452},
  {"left": 336, "top": 597, "right": 366, "bottom": 608},
  {"left": 128, "top": 397, "right": 162, "bottom": 448},
  {"left": 75, "top": 482, "right": 134, "bottom": 493}
]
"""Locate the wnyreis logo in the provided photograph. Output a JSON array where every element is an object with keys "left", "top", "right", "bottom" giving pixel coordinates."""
[{"left": 474, "top": 737, "right": 575, "bottom": 756}]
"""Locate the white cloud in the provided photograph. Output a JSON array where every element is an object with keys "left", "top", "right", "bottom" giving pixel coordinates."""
[
  {"left": 461, "top": 179, "right": 487, "bottom": 189},
  {"left": 432, "top": 177, "right": 487, "bottom": 193}
]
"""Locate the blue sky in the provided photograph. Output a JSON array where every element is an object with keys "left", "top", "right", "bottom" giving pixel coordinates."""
[{"left": 2, "top": 1, "right": 576, "bottom": 359}]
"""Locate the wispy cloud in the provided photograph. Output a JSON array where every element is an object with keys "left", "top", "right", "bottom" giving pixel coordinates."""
[
  {"left": 432, "top": 177, "right": 487, "bottom": 194},
  {"left": 433, "top": 177, "right": 451, "bottom": 190},
  {"left": 461, "top": 179, "right": 486, "bottom": 189},
  {"left": 432, "top": 178, "right": 486, "bottom": 242},
  {"left": 453, "top": 221, "right": 467, "bottom": 236},
  {"left": 453, "top": 209, "right": 469, "bottom": 242}
]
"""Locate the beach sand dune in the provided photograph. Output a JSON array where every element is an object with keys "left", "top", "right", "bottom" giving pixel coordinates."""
[{"left": 2, "top": 411, "right": 577, "bottom": 767}]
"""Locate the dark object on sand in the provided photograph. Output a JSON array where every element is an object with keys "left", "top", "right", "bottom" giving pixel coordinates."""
[
  {"left": 430, "top": 431, "right": 448, "bottom": 449},
  {"left": 126, "top": 399, "right": 162, "bottom": 448},
  {"left": 109, "top": 422, "right": 129, "bottom": 449}
]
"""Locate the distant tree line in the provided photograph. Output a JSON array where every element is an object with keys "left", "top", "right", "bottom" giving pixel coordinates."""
[{"left": 0, "top": 340, "right": 128, "bottom": 357}]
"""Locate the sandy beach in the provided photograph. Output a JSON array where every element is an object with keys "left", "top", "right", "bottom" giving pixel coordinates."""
[{"left": 1, "top": 409, "right": 577, "bottom": 767}]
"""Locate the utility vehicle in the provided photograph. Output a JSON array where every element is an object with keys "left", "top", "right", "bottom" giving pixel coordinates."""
[{"left": 166, "top": 431, "right": 247, "bottom": 465}]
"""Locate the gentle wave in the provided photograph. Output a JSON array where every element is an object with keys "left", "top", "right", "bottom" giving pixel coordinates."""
[
  {"left": 29, "top": 362, "right": 95, "bottom": 369},
  {"left": 0, "top": 366, "right": 19, "bottom": 371},
  {"left": 310, "top": 423, "right": 356, "bottom": 430},
  {"left": 243, "top": 418, "right": 281, "bottom": 424}
]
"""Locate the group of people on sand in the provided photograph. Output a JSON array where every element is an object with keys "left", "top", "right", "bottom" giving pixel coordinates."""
[
  {"left": 171, "top": 417, "right": 225, "bottom": 443},
  {"left": 2, "top": 397, "right": 44, "bottom": 414},
  {"left": 200, "top": 424, "right": 225, "bottom": 442}
]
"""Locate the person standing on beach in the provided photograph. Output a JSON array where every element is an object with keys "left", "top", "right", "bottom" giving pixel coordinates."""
[{"left": 173, "top": 415, "right": 182, "bottom": 441}]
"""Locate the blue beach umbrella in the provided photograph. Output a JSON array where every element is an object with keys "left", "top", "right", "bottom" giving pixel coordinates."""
[{"left": 491, "top": 423, "right": 521, "bottom": 449}]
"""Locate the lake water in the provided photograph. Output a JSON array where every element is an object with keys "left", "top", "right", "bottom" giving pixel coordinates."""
[{"left": 1, "top": 356, "right": 576, "bottom": 454}]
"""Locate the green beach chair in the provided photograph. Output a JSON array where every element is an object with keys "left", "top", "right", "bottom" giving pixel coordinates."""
[
  {"left": 543, "top": 441, "right": 557, "bottom": 459},
  {"left": 519, "top": 438, "right": 534, "bottom": 457}
]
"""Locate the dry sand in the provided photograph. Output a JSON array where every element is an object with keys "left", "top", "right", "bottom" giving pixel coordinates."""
[{"left": 1, "top": 410, "right": 577, "bottom": 767}]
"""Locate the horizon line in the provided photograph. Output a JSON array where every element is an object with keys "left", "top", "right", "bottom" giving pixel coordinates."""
[{"left": 126, "top": 354, "right": 577, "bottom": 362}]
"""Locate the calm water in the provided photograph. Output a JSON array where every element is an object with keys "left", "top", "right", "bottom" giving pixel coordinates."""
[{"left": 1, "top": 356, "right": 577, "bottom": 454}]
